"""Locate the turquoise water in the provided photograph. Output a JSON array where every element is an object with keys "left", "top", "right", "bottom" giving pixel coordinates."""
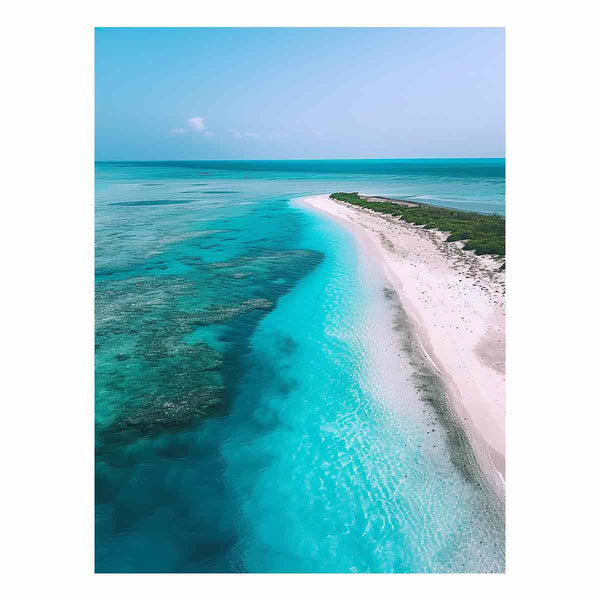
[{"left": 95, "top": 159, "right": 505, "bottom": 572}]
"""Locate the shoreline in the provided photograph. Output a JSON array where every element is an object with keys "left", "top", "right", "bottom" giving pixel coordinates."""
[{"left": 296, "top": 194, "right": 505, "bottom": 498}]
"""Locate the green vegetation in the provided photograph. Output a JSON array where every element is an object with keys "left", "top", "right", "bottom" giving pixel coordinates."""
[{"left": 330, "top": 192, "right": 505, "bottom": 257}]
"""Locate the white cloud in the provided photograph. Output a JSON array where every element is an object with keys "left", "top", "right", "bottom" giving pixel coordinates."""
[
  {"left": 309, "top": 129, "right": 322, "bottom": 137},
  {"left": 186, "top": 117, "right": 206, "bottom": 132},
  {"left": 228, "top": 130, "right": 267, "bottom": 140},
  {"left": 203, "top": 131, "right": 215, "bottom": 138},
  {"left": 169, "top": 128, "right": 187, "bottom": 136}
]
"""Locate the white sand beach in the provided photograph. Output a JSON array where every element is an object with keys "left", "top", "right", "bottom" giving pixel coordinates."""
[{"left": 299, "top": 194, "right": 506, "bottom": 494}]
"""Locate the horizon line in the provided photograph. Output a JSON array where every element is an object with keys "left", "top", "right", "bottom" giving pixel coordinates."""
[{"left": 95, "top": 156, "right": 505, "bottom": 162}]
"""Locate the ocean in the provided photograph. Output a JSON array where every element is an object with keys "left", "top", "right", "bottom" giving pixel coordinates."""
[{"left": 95, "top": 159, "right": 505, "bottom": 572}]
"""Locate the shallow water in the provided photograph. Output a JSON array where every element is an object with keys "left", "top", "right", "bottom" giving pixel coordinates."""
[{"left": 95, "top": 160, "right": 505, "bottom": 572}]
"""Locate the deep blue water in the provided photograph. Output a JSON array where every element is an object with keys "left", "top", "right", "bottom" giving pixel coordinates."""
[{"left": 95, "top": 159, "right": 505, "bottom": 572}]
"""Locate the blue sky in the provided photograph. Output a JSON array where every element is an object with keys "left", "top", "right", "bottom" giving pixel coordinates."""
[{"left": 95, "top": 28, "right": 504, "bottom": 160}]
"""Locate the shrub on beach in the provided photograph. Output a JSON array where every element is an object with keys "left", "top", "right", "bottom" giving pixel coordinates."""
[{"left": 330, "top": 192, "right": 505, "bottom": 257}]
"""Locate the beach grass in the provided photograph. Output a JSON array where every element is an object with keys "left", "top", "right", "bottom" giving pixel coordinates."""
[{"left": 330, "top": 192, "right": 505, "bottom": 257}]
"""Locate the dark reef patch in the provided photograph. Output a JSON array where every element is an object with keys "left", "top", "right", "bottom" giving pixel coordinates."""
[
  {"left": 110, "top": 199, "right": 196, "bottom": 207},
  {"left": 201, "top": 191, "right": 241, "bottom": 195},
  {"left": 193, "top": 299, "right": 274, "bottom": 326},
  {"left": 96, "top": 248, "right": 324, "bottom": 447},
  {"left": 275, "top": 335, "right": 298, "bottom": 355},
  {"left": 112, "top": 386, "right": 226, "bottom": 437}
]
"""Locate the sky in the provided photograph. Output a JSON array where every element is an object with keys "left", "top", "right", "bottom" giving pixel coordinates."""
[{"left": 95, "top": 28, "right": 504, "bottom": 160}]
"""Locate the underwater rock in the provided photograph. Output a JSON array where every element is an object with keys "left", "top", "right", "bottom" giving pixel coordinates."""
[
  {"left": 205, "top": 261, "right": 236, "bottom": 269},
  {"left": 243, "top": 298, "right": 273, "bottom": 309},
  {"left": 98, "top": 342, "right": 227, "bottom": 441},
  {"left": 114, "top": 386, "right": 227, "bottom": 435},
  {"left": 194, "top": 298, "right": 274, "bottom": 325},
  {"left": 201, "top": 249, "right": 323, "bottom": 273},
  {"left": 142, "top": 338, "right": 224, "bottom": 368}
]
